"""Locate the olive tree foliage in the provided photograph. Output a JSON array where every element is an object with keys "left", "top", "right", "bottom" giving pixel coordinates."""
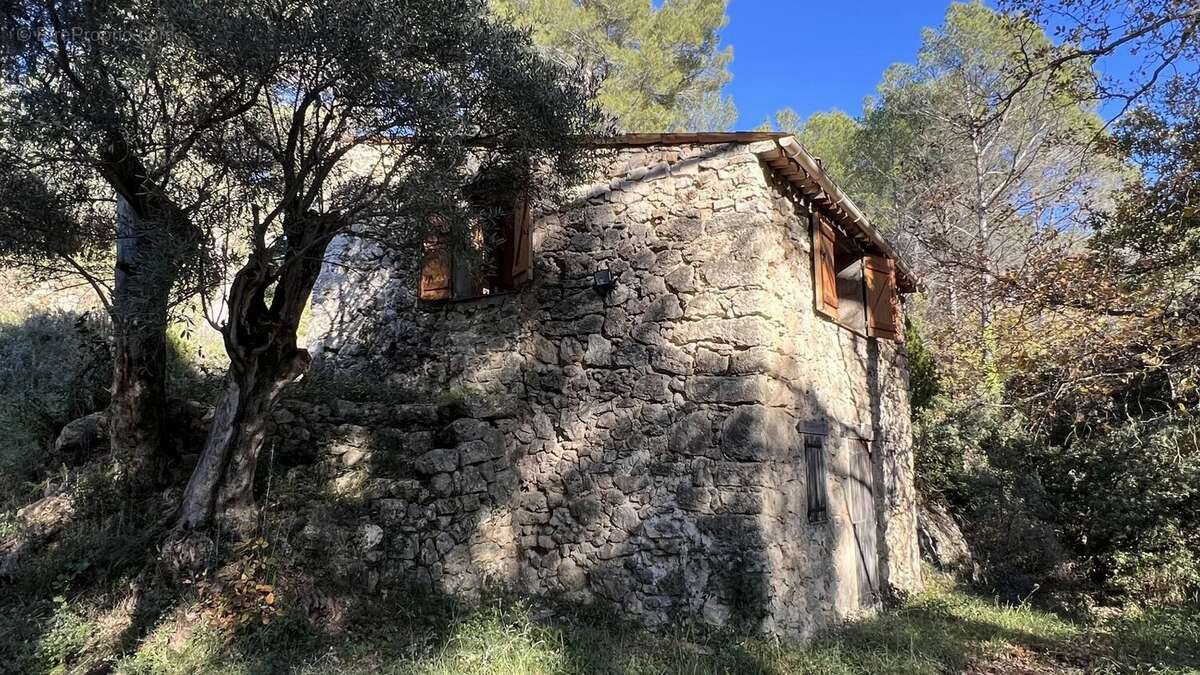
[
  {"left": 0, "top": 164, "right": 112, "bottom": 307},
  {"left": 170, "top": 0, "right": 605, "bottom": 533},
  {"left": 1, "top": 0, "right": 266, "bottom": 479},
  {"left": 492, "top": 0, "right": 736, "bottom": 132}
]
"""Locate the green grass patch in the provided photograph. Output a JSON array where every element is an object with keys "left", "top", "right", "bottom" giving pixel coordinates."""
[
  {"left": 90, "top": 576, "right": 1199, "bottom": 675},
  {"left": 2, "top": 526, "right": 1196, "bottom": 675}
]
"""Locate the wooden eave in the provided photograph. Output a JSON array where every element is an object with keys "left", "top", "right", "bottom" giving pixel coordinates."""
[
  {"left": 583, "top": 131, "right": 792, "bottom": 147},
  {"left": 748, "top": 136, "right": 918, "bottom": 293}
]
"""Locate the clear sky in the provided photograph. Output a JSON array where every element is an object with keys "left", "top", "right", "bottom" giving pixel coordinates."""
[
  {"left": 723, "top": 0, "right": 956, "bottom": 130},
  {"left": 719, "top": 1, "right": 1158, "bottom": 130}
]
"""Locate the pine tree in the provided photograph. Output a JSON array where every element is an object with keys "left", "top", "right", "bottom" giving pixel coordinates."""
[
  {"left": 773, "top": 108, "right": 863, "bottom": 193},
  {"left": 494, "top": 0, "right": 736, "bottom": 132}
]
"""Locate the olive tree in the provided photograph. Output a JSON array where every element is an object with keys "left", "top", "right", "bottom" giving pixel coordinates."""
[
  {"left": 1, "top": 0, "right": 270, "bottom": 481},
  {"left": 170, "top": 0, "right": 604, "bottom": 532},
  {"left": 4, "top": 1, "right": 603, "bottom": 531}
]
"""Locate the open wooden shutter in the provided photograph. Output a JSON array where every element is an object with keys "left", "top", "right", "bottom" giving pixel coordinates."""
[
  {"left": 419, "top": 234, "right": 451, "bottom": 301},
  {"left": 864, "top": 254, "right": 901, "bottom": 341},
  {"left": 509, "top": 192, "right": 532, "bottom": 286},
  {"left": 813, "top": 215, "right": 839, "bottom": 318}
]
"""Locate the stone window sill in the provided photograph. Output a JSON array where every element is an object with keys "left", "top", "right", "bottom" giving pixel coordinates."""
[{"left": 418, "top": 289, "right": 520, "bottom": 309}]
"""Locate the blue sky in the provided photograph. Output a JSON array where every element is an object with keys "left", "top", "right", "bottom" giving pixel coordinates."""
[
  {"left": 719, "top": 0, "right": 1151, "bottom": 130},
  {"left": 723, "top": 0, "right": 954, "bottom": 129}
]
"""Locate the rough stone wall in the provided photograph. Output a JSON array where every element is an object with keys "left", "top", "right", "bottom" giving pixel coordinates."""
[{"left": 302, "top": 142, "right": 921, "bottom": 639}]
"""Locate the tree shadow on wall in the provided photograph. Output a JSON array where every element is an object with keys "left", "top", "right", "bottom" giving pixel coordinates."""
[{"left": 277, "top": 141, "right": 900, "bottom": 655}]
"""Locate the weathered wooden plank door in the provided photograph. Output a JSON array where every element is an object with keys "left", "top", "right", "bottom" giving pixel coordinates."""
[{"left": 846, "top": 439, "right": 879, "bottom": 606}]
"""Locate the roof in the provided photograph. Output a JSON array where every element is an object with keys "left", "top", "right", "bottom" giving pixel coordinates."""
[
  {"left": 588, "top": 131, "right": 791, "bottom": 147},
  {"left": 594, "top": 132, "right": 918, "bottom": 292}
]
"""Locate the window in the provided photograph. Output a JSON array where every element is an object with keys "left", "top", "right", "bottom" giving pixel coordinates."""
[
  {"left": 419, "top": 192, "right": 532, "bottom": 302},
  {"left": 834, "top": 240, "right": 868, "bottom": 334},
  {"left": 812, "top": 212, "right": 902, "bottom": 340},
  {"left": 805, "top": 435, "right": 829, "bottom": 524}
]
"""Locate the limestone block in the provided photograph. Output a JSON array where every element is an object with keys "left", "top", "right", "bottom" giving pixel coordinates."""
[
  {"left": 584, "top": 335, "right": 613, "bottom": 366},
  {"left": 693, "top": 347, "right": 730, "bottom": 374},
  {"left": 667, "top": 411, "right": 712, "bottom": 457},
  {"left": 728, "top": 347, "right": 779, "bottom": 375},
  {"left": 669, "top": 317, "right": 773, "bottom": 348},
  {"left": 685, "top": 375, "right": 772, "bottom": 404},
  {"left": 664, "top": 265, "right": 695, "bottom": 292},
  {"left": 414, "top": 448, "right": 459, "bottom": 475},
  {"left": 720, "top": 405, "right": 797, "bottom": 461}
]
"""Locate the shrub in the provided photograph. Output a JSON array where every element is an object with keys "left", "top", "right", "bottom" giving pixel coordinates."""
[
  {"left": 0, "top": 311, "right": 111, "bottom": 505},
  {"left": 1031, "top": 412, "right": 1200, "bottom": 603},
  {"left": 913, "top": 376, "right": 1200, "bottom": 604}
]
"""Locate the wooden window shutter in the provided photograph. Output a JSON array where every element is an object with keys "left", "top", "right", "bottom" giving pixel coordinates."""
[
  {"left": 805, "top": 435, "right": 829, "bottom": 523},
  {"left": 864, "top": 254, "right": 901, "bottom": 341},
  {"left": 813, "top": 215, "right": 839, "bottom": 318},
  {"left": 419, "top": 234, "right": 451, "bottom": 301},
  {"left": 509, "top": 192, "right": 532, "bottom": 286}
]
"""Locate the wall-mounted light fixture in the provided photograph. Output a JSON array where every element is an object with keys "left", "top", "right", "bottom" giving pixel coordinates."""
[{"left": 592, "top": 267, "right": 616, "bottom": 294}]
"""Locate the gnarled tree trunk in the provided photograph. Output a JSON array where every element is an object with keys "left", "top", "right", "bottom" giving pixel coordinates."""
[
  {"left": 175, "top": 212, "right": 336, "bottom": 534},
  {"left": 175, "top": 346, "right": 310, "bottom": 533}
]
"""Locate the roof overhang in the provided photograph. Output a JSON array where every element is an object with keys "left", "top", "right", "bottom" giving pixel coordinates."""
[
  {"left": 383, "top": 131, "right": 919, "bottom": 291},
  {"left": 749, "top": 136, "right": 918, "bottom": 293},
  {"left": 584, "top": 131, "right": 791, "bottom": 147}
]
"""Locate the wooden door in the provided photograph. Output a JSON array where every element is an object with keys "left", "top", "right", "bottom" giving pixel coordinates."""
[{"left": 846, "top": 439, "right": 879, "bottom": 606}]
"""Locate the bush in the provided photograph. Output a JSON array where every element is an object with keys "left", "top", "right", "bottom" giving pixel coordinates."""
[
  {"left": 1112, "top": 543, "right": 1200, "bottom": 606},
  {"left": 912, "top": 395, "right": 1070, "bottom": 600},
  {"left": 908, "top": 312, "right": 1200, "bottom": 605},
  {"left": 0, "top": 311, "right": 111, "bottom": 505},
  {"left": 912, "top": 377, "right": 1200, "bottom": 604},
  {"left": 1031, "top": 413, "right": 1200, "bottom": 602}
]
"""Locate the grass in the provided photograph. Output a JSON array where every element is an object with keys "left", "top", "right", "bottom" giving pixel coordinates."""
[
  {"left": 0, "top": 455, "right": 1196, "bottom": 674},
  {"left": 0, "top": 311, "right": 111, "bottom": 511},
  {"left": 0, "top": 572, "right": 1189, "bottom": 675}
]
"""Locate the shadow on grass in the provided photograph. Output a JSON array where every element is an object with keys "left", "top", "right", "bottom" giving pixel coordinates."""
[
  {"left": 0, "top": 476, "right": 176, "bottom": 674},
  {"left": 114, "top": 587, "right": 779, "bottom": 675}
]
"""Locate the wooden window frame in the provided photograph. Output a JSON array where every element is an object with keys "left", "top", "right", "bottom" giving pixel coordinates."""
[
  {"left": 811, "top": 212, "right": 903, "bottom": 342},
  {"left": 419, "top": 191, "right": 533, "bottom": 303}
]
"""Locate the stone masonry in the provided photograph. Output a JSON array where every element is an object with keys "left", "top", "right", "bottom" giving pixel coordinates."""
[{"left": 296, "top": 137, "right": 922, "bottom": 640}]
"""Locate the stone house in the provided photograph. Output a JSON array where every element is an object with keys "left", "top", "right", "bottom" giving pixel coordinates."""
[{"left": 302, "top": 132, "right": 922, "bottom": 639}]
